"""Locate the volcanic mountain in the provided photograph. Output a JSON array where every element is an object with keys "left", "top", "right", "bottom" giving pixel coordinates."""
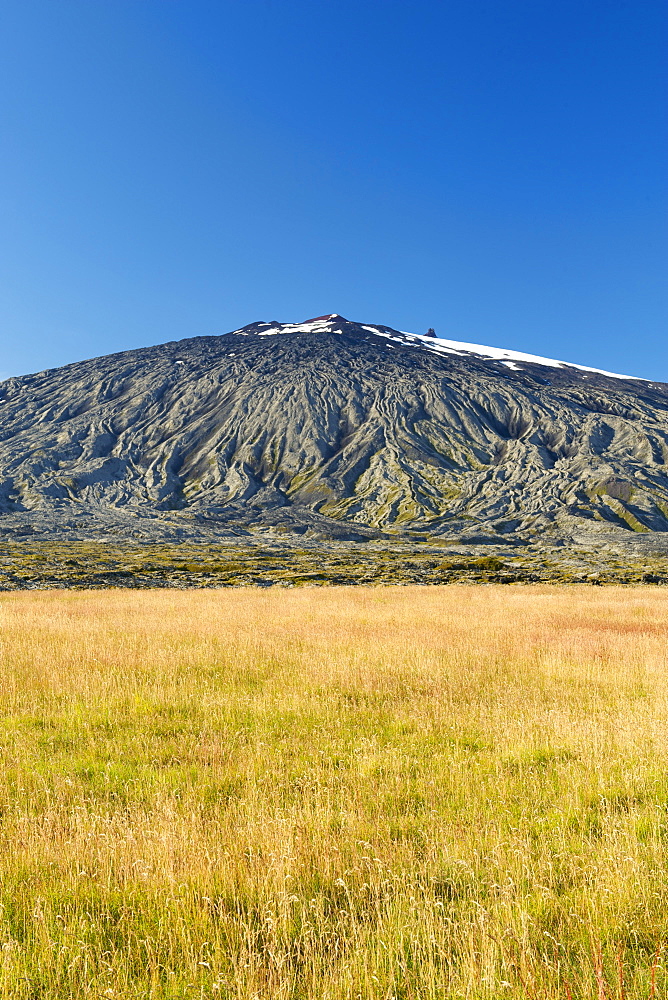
[{"left": 2, "top": 313, "right": 668, "bottom": 545}]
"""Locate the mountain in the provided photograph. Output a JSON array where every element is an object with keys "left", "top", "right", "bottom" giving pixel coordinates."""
[{"left": 2, "top": 314, "right": 668, "bottom": 547}]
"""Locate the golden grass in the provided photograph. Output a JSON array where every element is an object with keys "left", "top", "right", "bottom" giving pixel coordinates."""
[{"left": 1, "top": 584, "right": 668, "bottom": 998}]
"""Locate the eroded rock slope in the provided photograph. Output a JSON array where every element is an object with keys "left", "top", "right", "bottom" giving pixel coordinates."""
[{"left": 2, "top": 314, "right": 668, "bottom": 543}]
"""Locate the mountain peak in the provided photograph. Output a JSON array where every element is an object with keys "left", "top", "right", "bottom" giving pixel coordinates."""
[
  {"left": 301, "top": 313, "right": 346, "bottom": 323},
  {"left": 231, "top": 316, "right": 642, "bottom": 382}
]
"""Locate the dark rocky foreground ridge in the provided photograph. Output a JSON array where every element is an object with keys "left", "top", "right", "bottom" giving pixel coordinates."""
[{"left": 2, "top": 313, "right": 668, "bottom": 585}]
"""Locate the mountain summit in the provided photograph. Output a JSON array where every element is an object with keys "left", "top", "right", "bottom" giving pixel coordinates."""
[{"left": 1, "top": 316, "right": 667, "bottom": 544}]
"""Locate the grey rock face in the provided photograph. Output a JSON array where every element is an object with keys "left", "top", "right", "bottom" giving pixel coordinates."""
[{"left": 2, "top": 314, "right": 668, "bottom": 542}]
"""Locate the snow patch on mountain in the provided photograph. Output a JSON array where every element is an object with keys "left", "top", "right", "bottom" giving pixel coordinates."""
[
  {"left": 232, "top": 314, "right": 643, "bottom": 382},
  {"left": 407, "top": 331, "right": 642, "bottom": 381}
]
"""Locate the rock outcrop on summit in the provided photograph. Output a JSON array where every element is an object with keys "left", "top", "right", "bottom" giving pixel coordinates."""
[{"left": 2, "top": 314, "right": 668, "bottom": 544}]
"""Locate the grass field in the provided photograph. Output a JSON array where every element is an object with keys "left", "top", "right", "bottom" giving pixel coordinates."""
[{"left": 1, "top": 584, "right": 668, "bottom": 998}]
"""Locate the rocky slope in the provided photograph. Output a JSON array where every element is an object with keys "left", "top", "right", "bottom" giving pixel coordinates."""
[{"left": 2, "top": 314, "right": 668, "bottom": 547}]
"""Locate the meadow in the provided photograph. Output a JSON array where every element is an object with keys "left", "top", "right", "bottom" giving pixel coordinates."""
[{"left": 0, "top": 584, "right": 667, "bottom": 998}]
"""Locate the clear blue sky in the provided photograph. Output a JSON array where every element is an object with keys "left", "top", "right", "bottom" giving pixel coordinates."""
[{"left": 1, "top": 0, "right": 666, "bottom": 380}]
